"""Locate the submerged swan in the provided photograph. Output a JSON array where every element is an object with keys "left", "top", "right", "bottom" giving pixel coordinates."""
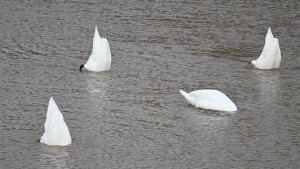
[
  {"left": 250, "top": 27, "right": 281, "bottom": 69},
  {"left": 80, "top": 25, "right": 111, "bottom": 72},
  {"left": 179, "top": 89, "right": 237, "bottom": 112},
  {"left": 40, "top": 97, "right": 72, "bottom": 146}
]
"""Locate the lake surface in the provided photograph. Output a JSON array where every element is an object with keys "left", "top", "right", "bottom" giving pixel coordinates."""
[{"left": 1, "top": 0, "right": 299, "bottom": 168}]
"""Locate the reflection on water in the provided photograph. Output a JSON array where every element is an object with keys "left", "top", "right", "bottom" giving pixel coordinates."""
[
  {"left": 39, "top": 146, "right": 69, "bottom": 169},
  {"left": 84, "top": 72, "right": 110, "bottom": 101},
  {"left": 255, "top": 70, "right": 280, "bottom": 104}
]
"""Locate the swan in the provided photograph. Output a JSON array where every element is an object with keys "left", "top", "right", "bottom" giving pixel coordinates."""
[
  {"left": 250, "top": 27, "right": 281, "bottom": 69},
  {"left": 40, "top": 97, "right": 72, "bottom": 146},
  {"left": 80, "top": 25, "right": 111, "bottom": 72},
  {"left": 179, "top": 89, "right": 237, "bottom": 112}
]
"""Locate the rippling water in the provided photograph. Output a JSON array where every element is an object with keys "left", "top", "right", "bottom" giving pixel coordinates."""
[{"left": 1, "top": 0, "right": 300, "bottom": 168}]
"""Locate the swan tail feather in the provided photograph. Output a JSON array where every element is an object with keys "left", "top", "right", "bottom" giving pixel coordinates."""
[{"left": 179, "top": 89, "right": 198, "bottom": 107}]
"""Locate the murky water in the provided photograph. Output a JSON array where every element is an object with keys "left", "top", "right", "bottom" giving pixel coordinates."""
[{"left": 1, "top": 0, "right": 300, "bottom": 168}]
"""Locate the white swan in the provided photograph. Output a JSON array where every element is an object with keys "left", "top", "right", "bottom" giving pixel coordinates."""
[
  {"left": 179, "top": 89, "right": 237, "bottom": 112},
  {"left": 250, "top": 27, "right": 281, "bottom": 69},
  {"left": 80, "top": 25, "right": 111, "bottom": 72},
  {"left": 40, "top": 97, "right": 72, "bottom": 146}
]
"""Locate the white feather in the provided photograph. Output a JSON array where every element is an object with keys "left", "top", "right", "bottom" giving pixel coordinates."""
[
  {"left": 84, "top": 25, "right": 111, "bottom": 72},
  {"left": 251, "top": 27, "right": 281, "bottom": 69},
  {"left": 40, "top": 97, "right": 72, "bottom": 146},
  {"left": 180, "top": 89, "right": 237, "bottom": 112}
]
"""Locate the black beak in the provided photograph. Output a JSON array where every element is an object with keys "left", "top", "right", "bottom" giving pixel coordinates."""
[{"left": 79, "top": 64, "right": 84, "bottom": 72}]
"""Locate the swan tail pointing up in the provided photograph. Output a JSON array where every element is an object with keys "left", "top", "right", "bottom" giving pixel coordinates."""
[{"left": 40, "top": 97, "right": 72, "bottom": 146}]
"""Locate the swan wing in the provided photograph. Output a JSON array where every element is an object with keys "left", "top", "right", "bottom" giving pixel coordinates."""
[{"left": 190, "top": 90, "right": 237, "bottom": 111}]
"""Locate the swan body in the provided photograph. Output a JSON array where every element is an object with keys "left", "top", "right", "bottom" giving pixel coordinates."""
[
  {"left": 40, "top": 97, "right": 72, "bottom": 146},
  {"left": 80, "top": 25, "right": 111, "bottom": 72},
  {"left": 251, "top": 27, "right": 281, "bottom": 69},
  {"left": 179, "top": 89, "right": 237, "bottom": 112}
]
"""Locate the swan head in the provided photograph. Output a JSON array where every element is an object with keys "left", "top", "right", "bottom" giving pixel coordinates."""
[{"left": 79, "top": 64, "right": 84, "bottom": 72}]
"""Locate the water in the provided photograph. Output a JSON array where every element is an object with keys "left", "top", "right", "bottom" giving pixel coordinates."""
[{"left": 1, "top": 0, "right": 299, "bottom": 168}]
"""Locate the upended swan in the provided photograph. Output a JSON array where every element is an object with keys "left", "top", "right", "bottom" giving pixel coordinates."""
[
  {"left": 179, "top": 89, "right": 237, "bottom": 112},
  {"left": 250, "top": 27, "right": 281, "bottom": 69},
  {"left": 40, "top": 97, "right": 72, "bottom": 146},
  {"left": 80, "top": 25, "right": 111, "bottom": 72}
]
